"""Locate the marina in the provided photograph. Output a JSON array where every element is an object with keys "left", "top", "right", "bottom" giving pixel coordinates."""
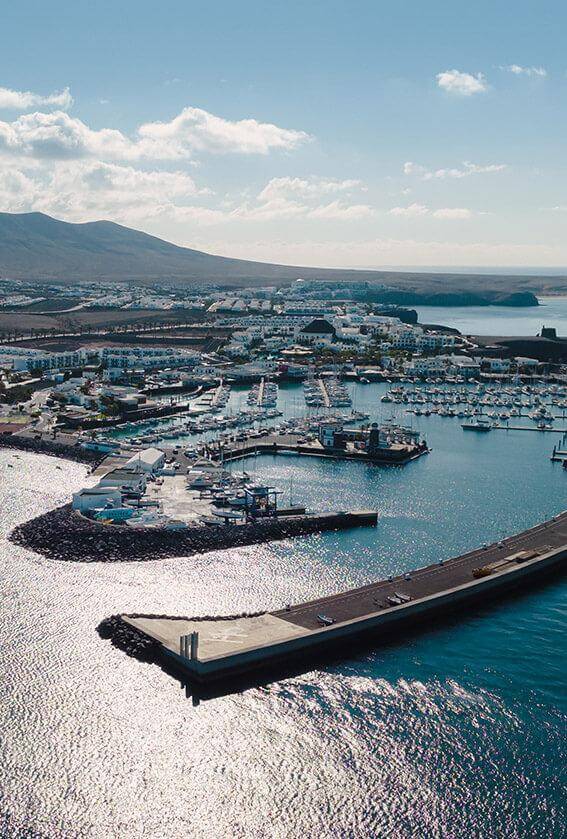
[
  {"left": 382, "top": 381, "right": 567, "bottom": 427},
  {"left": 2, "top": 357, "right": 567, "bottom": 838},
  {"left": 248, "top": 376, "right": 278, "bottom": 408}
]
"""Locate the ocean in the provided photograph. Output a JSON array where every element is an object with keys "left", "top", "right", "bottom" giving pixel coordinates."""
[
  {"left": 413, "top": 295, "right": 567, "bottom": 336},
  {"left": 1, "top": 383, "right": 566, "bottom": 837}
]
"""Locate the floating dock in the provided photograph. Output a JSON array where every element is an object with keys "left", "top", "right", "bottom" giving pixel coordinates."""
[{"left": 121, "top": 510, "right": 567, "bottom": 684}]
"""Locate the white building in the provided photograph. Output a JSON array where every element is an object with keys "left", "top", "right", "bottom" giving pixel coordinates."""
[
  {"left": 99, "top": 346, "right": 198, "bottom": 371},
  {"left": 98, "top": 468, "right": 147, "bottom": 492},
  {"left": 125, "top": 447, "right": 165, "bottom": 473},
  {"left": 72, "top": 485, "right": 123, "bottom": 512},
  {"left": 416, "top": 334, "right": 456, "bottom": 351}
]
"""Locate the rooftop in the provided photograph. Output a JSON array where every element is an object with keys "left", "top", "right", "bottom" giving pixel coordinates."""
[{"left": 300, "top": 319, "right": 336, "bottom": 335}]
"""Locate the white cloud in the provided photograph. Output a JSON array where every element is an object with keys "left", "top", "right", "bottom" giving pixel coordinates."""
[
  {"left": 0, "top": 105, "right": 311, "bottom": 162},
  {"left": 307, "top": 200, "right": 374, "bottom": 220},
  {"left": 389, "top": 203, "right": 429, "bottom": 217},
  {"left": 230, "top": 177, "right": 372, "bottom": 221},
  {"left": 0, "top": 159, "right": 217, "bottom": 226},
  {"left": 0, "top": 86, "right": 73, "bottom": 111},
  {"left": 0, "top": 111, "right": 145, "bottom": 160},
  {"left": 230, "top": 197, "right": 308, "bottom": 221},
  {"left": 541, "top": 205, "right": 567, "bottom": 212},
  {"left": 138, "top": 106, "right": 311, "bottom": 155},
  {"left": 0, "top": 158, "right": 371, "bottom": 228},
  {"left": 436, "top": 69, "right": 487, "bottom": 96},
  {"left": 431, "top": 207, "right": 472, "bottom": 219},
  {"left": 389, "top": 203, "right": 474, "bottom": 219},
  {"left": 0, "top": 167, "right": 38, "bottom": 210},
  {"left": 257, "top": 176, "right": 365, "bottom": 202},
  {"left": 80, "top": 162, "right": 207, "bottom": 198},
  {"left": 403, "top": 160, "right": 507, "bottom": 180},
  {"left": 500, "top": 64, "right": 547, "bottom": 77}
]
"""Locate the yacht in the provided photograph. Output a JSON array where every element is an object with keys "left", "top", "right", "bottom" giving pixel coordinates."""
[{"left": 462, "top": 417, "right": 492, "bottom": 432}]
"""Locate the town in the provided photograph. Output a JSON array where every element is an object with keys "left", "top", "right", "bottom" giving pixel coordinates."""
[{"left": 1, "top": 277, "right": 567, "bottom": 537}]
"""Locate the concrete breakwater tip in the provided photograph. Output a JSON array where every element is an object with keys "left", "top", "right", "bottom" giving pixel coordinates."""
[
  {"left": 97, "top": 611, "right": 267, "bottom": 665},
  {"left": 97, "top": 615, "right": 161, "bottom": 663},
  {"left": 11, "top": 504, "right": 377, "bottom": 563}
]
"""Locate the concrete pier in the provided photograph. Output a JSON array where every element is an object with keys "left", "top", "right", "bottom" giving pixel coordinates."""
[
  {"left": 121, "top": 509, "right": 567, "bottom": 683},
  {"left": 207, "top": 432, "right": 428, "bottom": 465}
]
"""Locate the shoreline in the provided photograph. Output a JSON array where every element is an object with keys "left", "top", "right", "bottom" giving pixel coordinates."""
[
  {"left": 0, "top": 433, "right": 103, "bottom": 466},
  {"left": 10, "top": 503, "right": 377, "bottom": 563}
]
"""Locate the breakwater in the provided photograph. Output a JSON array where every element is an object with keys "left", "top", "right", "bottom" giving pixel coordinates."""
[
  {"left": 116, "top": 510, "right": 567, "bottom": 685},
  {"left": 11, "top": 504, "right": 377, "bottom": 562},
  {"left": 0, "top": 433, "right": 103, "bottom": 466},
  {"left": 97, "top": 610, "right": 267, "bottom": 664},
  {"left": 206, "top": 435, "right": 429, "bottom": 465}
]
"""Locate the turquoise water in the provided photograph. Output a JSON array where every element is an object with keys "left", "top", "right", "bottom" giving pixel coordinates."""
[
  {"left": 414, "top": 295, "right": 567, "bottom": 335},
  {"left": 1, "top": 381, "right": 566, "bottom": 837}
]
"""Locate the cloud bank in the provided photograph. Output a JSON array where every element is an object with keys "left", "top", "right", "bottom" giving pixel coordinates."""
[
  {"left": 403, "top": 161, "right": 507, "bottom": 180},
  {"left": 0, "top": 86, "right": 73, "bottom": 110}
]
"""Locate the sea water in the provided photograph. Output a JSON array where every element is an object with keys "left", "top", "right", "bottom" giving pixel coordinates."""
[
  {"left": 412, "top": 295, "right": 567, "bottom": 336},
  {"left": 1, "top": 382, "right": 566, "bottom": 837}
]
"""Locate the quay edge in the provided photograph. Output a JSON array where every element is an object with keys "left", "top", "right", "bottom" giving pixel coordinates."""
[{"left": 121, "top": 511, "right": 567, "bottom": 684}]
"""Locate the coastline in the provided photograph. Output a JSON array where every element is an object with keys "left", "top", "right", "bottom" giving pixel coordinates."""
[{"left": 0, "top": 432, "right": 103, "bottom": 466}]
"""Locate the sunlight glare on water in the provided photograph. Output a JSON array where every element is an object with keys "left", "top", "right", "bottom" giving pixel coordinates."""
[{"left": 1, "top": 383, "right": 566, "bottom": 837}]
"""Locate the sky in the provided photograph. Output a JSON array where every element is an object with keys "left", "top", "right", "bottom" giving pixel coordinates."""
[{"left": 1, "top": 0, "right": 566, "bottom": 269}]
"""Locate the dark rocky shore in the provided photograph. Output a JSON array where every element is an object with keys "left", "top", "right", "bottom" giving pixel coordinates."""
[
  {"left": 97, "top": 610, "right": 267, "bottom": 664},
  {"left": 11, "top": 503, "right": 375, "bottom": 563},
  {"left": 0, "top": 434, "right": 103, "bottom": 466},
  {"left": 97, "top": 615, "right": 161, "bottom": 663}
]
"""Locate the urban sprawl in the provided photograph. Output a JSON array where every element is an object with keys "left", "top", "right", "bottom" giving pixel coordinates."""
[{"left": 1, "top": 277, "right": 566, "bottom": 537}]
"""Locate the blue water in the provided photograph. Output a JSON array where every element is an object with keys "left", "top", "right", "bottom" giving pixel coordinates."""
[
  {"left": 1, "top": 381, "right": 566, "bottom": 837},
  {"left": 414, "top": 295, "right": 567, "bottom": 336}
]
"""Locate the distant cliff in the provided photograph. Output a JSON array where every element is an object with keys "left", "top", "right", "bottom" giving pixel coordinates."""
[
  {"left": 373, "top": 290, "right": 539, "bottom": 308},
  {"left": 374, "top": 306, "right": 418, "bottom": 323}
]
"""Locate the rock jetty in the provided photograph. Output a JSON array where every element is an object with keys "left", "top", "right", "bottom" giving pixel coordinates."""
[
  {"left": 0, "top": 434, "right": 103, "bottom": 466},
  {"left": 10, "top": 503, "right": 376, "bottom": 563}
]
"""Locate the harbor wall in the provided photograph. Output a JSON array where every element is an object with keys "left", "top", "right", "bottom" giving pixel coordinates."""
[
  {"left": 10, "top": 504, "right": 377, "bottom": 563},
  {"left": 166, "top": 545, "right": 567, "bottom": 682},
  {"left": 213, "top": 440, "right": 428, "bottom": 465},
  {"left": 0, "top": 433, "right": 103, "bottom": 466}
]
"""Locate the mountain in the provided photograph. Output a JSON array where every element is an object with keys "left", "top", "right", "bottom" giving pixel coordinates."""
[{"left": 0, "top": 212, "right": 563, "bottom": 300}]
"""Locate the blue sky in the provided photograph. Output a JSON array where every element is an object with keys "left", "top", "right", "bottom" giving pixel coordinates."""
[{"left": 1, "top": 0, "right": 565, "bottom": 268}]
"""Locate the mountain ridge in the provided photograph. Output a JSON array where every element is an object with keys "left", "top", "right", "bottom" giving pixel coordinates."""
[{"left": 0, "top": 212, "right": 564, "bottom": 301}]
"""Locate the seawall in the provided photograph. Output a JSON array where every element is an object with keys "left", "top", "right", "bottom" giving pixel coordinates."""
[
  {"left": 10, "top": 504, "right": 377, "bottom": 563},
  {"left": 173, "top": 545, "right": 566, "bottom": 683},
  {"left": 108, "top": 509, "right": 567, "bottom": 686}
]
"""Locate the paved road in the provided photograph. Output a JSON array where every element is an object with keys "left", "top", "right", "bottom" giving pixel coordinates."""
[{"left": 274, "top": 510, "right": 567, "bottom": 630}]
